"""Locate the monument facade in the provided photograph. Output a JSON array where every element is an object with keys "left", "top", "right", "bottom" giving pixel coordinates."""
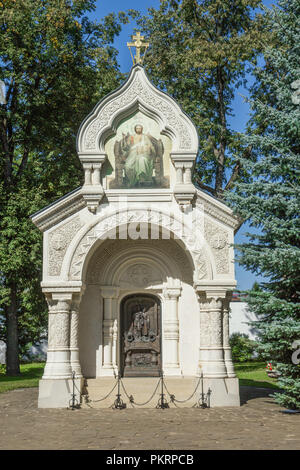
[{"left": 32, "top": 37, "right": 240, "bottom": 408}]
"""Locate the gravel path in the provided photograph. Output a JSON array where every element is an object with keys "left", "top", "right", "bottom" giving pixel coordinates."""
[{"left": 0, "top": 386, "right": 299, "bottom": 450}]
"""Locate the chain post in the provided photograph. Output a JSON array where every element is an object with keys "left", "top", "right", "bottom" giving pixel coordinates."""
[
  {"left": 195, "top": 371, "right": 212, "bottom": 409},
  {"left": 112, "top": 371, "right": 127, "bottom": 409},
  {"left": 68, "top": 371, "right": 80, "bottom": 410},
  {"left": 156, "top": 370, "right": 169, "bottom": 409}
]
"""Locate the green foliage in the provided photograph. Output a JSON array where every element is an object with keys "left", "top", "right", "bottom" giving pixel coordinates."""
[
  {"left": 137, "top": 0, "right": 269, "bottom": 198},
  {"left": 0, "top": 362, "right": 45, "bottom": 393},
  {"left": 226, "top": 0, "right": 300, "bottom": 410},
  {"left": 229, "top": 332, "right": 256, "bottom": 362},
  {"left": 0, "top": 0, "right": 127, "bottom": 373}
]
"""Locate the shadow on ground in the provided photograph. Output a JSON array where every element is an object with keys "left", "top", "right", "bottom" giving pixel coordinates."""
[{"left": 239, "top": 385, "right": 281, "bottom": 406}]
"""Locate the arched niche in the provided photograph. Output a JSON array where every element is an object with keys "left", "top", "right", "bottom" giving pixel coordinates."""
[{"left": 85, "top": 238, "right": 194, "bottom": 288}]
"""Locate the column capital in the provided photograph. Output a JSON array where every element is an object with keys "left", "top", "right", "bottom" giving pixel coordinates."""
[
  {"left": 100, "top": 286, "right": 119, "bottom": 299},
  {"left": 82, "top": 162, "right": 93, "bottom": 170},
  {"left": 163, "top": 287, "right": 182, "bottom": 300},
  {"left": 194, "top": 285, "right": 235, "bottom": 301},
  {"left": 45, "top": 293, "right": 75, "bottom": 313},
  {"left": 92, "top": 162, "right": 103, "bottom": 170},
  {"left": 71, "top": 293, "right": 82, "bottom": 311}
]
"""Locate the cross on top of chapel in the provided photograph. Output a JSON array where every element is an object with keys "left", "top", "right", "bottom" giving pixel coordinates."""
[{"left": 127, "top": 32, "right": 149, "bottom": 65}]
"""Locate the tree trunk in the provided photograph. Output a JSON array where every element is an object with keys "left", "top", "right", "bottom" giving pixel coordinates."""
[{"left": 6, "top": 281, "right": 20, "bottom": 376}]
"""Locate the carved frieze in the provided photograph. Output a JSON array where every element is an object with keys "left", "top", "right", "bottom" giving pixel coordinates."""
[
  {"left": 70, "top": 210, "right": 210, "bottom": 282},
  {"left": 48, "top": 217, "right": 83, "bottom": 276}
]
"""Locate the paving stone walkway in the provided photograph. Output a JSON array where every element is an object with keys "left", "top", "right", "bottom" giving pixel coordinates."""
[{"left": 0, "top": 386, "right": 299, "bottom": 450}]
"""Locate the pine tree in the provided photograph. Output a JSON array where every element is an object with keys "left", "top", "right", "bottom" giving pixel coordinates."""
[
  {"left": 226, "top": 0, "right": 300, "bottom": 410},
  {"left": 137, "top": 0, "right": 268, "bottom": 198}
]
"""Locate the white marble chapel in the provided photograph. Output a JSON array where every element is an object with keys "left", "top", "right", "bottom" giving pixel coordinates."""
[{"left": 32, "top": 58, "right": 240, "bottom": 408}]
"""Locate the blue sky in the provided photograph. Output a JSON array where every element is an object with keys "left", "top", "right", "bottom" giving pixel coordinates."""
[{"left": 89, "top": 1, "right": 277, "bottom": 290}]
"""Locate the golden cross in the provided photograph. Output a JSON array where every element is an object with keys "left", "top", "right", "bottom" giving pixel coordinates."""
[{"left": 127, "top": 32, "right": 149, "bottom": 65}]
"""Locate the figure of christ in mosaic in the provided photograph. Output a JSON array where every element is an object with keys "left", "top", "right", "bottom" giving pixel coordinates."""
[{"left": 114, "top": 124, "right": 164, "bottom": 188}]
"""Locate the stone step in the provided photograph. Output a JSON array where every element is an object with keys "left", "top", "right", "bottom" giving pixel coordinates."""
[{"left": 81, "top": 376, "right": 204, "bottom": 409}]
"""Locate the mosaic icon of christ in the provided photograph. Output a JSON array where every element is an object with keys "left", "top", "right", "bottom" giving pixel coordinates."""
[{"left": 114, "top": 124, "right": 164, "bottom": 188}]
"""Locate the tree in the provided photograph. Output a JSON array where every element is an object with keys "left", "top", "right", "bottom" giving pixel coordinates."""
[
  {"left": 137, "top": 0, "right": 268, "bottom": 198},
  {"left": 0, "top": 0, "right": 127, "bottom": 375},
  {"left": 226, "top": 0, "right": 300, "bottom": 409}
]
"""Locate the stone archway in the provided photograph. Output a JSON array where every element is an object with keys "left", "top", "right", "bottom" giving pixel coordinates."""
[{"left": 79, "top": 236, "right": 196, "bottom": 378}]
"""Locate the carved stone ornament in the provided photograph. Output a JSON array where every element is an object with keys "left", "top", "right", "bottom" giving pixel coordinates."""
[
  {"left": 87, "top": 239, "right": 193, "bottom": 285},
  {"left": 199, "top": 297, "right": 223, "bottom": 347},
  {"left": 48, "top": 217, "right": 83, "bottom": 276},
  {"left": 78, "top": 66, "right": 198, "bottom": 154},
  {"left": 48, "top": 313, "right": 70, "bottom": 349},
  {"left": 205, "top": 221, "right": 229, "bottom": 274},
  {"left": 70, "top": 209, "right": 209, "bottom": 282}
]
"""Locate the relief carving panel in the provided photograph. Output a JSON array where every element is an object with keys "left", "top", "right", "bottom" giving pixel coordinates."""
[
  {"left": 48, "top": 217, "right": 83, "bottom": 276},
  {"left": 205, "top": 221, "right": 229, "bottom": 274}
]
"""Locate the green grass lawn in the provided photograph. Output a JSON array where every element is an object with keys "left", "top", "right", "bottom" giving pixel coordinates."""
[
  {"left": 0, "top": 362, "right": 45, "bottom": 393},
  {"left": 234, "top": 361, "right": 280, "bottom": 389},
  {"left": 0, "top": 361, "right": 280, "bottom": 394}
]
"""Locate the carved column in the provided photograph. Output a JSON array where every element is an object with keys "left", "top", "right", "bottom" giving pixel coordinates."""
[
  {"left": 197, "top": 292, "right": 227, "bottom": 378},
  {"left": 81, "top": 157, "right": 105, "bottom": 213},
  {"left": 100, "top": 287, "right": 119, "bottom": 376},
  {"left": 175, "top": 163, "right": 184, "bottom": 184},
  {"left": 172, "top": 155, "right": 196, "bottom": 211},
  {"left": 92, "top": 162, "right": 102, "bottom": 186},
  {"left": 223, "top": 293, "right": 236, "bottom": 377},
  {"left": 43, "top": 294, "right": 73, "bottom": 379},
  {"left": 112, "top": 319, "right": 118, "bottom": 371},
  {"left": 163, "top": 287, "right": 182, "bottom": 375},
  {"left": 70, "top": 294, "right": 83, "bottom": 378},
  {"left": 183, "top": 162, "right": 193, "bottom": 184},
  {"left": 83, "top": 163, "right": 92, "bottom": 185}
]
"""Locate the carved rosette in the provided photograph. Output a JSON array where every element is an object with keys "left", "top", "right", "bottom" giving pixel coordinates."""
[
  {"left": 48, "top": 217, "right": 83, "bottom": 276},
  {"left": 205, "top": 221, "right": 229, "bottom": 274}
]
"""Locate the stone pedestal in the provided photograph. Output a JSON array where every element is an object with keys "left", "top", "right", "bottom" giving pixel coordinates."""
[
  {"left": 196, "top": 288, "right": 240, "bottom": 406},
  {"left": 38, "top": 290, "right": 83, "bottom": 408},
  {"left": 38, "top": 377, "right": 83, "bottom": 408}
]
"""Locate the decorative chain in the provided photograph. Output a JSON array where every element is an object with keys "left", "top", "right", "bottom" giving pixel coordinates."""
[
  {"left": 121, "top": 377, "right": 162, "bottom": 407},
  {"left": 84, "top": 380, "right": 118, "bottom": 406},
  {"left": 163, "top": 377, "right": 201, "bottom": 404},
  {"left": 77, "top": 370, "right": 212, "bottom": 409}
]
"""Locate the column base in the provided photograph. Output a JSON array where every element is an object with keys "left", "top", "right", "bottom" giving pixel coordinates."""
[
  {"left": 201, "top": 377, "right": 240, "bottom": 407},
  {"left": 98, "top": 367, "right": 116, "bottom": 377},
  {"left": 38, "top": 378, "right": 83, "bottom": 408},
  {"left": 163, "top": 367, "right": 182, "bottom": 376}
]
